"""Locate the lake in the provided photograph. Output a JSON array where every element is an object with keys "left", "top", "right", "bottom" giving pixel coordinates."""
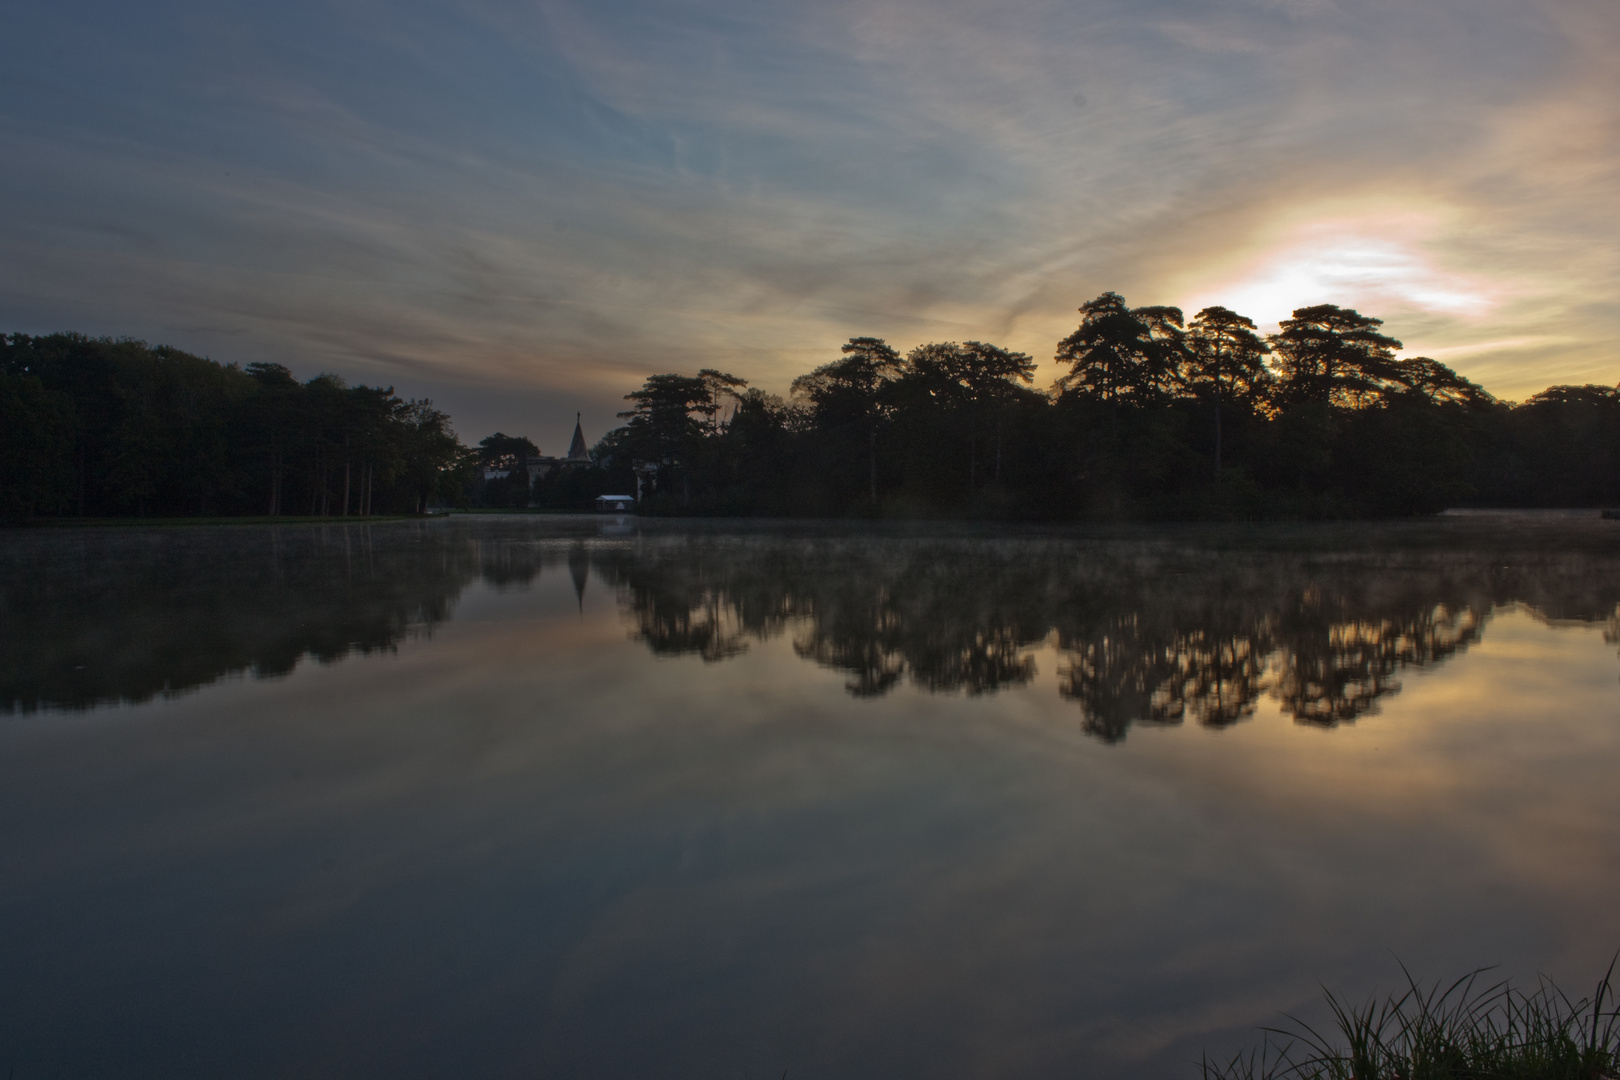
[{"left": 3, "top": 513, "right": 1619, "bottom": 1079}]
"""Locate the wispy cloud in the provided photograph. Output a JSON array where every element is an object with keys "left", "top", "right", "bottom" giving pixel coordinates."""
[{"left": 1, "top": 0, "right": 1615, "bottom": 443}]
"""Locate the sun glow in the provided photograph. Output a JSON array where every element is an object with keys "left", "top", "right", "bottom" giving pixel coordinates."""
[{"left": 1178, "top": 209, "right": 1502, "bottom": 332}]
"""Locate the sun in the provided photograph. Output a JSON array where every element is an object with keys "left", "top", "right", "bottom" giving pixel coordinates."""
[{"left": 1177, "top": 205, "right": 1501, "bottom": 333}]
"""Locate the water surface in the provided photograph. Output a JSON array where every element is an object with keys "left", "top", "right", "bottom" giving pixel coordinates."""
[{"left": 3, "top": 514, "right": 1619, "bottom": 1078}]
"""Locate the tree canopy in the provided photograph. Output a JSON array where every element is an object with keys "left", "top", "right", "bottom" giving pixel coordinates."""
[
  {"left": 1269, "top": 304, "right": 1404, "bottom": 407},
  {"left": 1054, "top": 293, "right": 1185, "bottom": 404},
  {"left": 590, "top": 293, "right": 1616, "bottom": 520},
  {"left": 1, "top": 333, "right": 469, "bottom": 518}
]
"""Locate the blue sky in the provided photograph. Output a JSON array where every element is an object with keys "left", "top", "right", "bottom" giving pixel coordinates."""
[{"left": 3, "top": 0, "right": 1616, "bottom": 451}]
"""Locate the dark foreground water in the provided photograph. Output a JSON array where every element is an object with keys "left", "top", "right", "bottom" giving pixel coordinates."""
[{"left": 3, "top": 513, "right": 1619, "bottom": 1079}]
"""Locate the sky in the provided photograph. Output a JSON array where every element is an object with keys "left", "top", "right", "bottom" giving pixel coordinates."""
[{"left": 3, "top": 0, "right": 1617, "bottom": 453}]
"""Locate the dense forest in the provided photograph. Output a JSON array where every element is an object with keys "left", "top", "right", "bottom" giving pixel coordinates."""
[
  {"left": 594, "top": 294, "right": 1620, "bottom": 519},
  {"left": 5, "top": 292, "right": 1619, "bottom": 520},
  {"left": 0, "top": 333, "right": 467, "bottom": 518}
]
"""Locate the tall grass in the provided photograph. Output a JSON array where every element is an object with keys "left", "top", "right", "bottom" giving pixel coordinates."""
[{"left": 1202, "top": 960, "right": 1620, "bottom": 1080}]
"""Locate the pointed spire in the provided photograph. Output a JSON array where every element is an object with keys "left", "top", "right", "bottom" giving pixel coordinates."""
[{"left": 566, "top": 412, "right": 590, "bottom": 462}]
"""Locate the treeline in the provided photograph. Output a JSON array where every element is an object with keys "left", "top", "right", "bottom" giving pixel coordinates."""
[
  {"left": 599, "top": 295, "right": 1620, "bottom": 518},
  {"left": 9, "top": 295, "right": 1617, "bottom": 522},
  {"left": 0, "top": 333, "right": 468, "bottom": 518}
]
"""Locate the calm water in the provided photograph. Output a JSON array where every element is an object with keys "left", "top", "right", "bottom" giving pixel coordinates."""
[{"left": 3, "top": 514, "right": 1619, "bottom": 1079}]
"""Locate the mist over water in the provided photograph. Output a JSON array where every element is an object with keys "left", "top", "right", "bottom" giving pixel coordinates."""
[{"left": 3, "top": 515, "right": 1619, "bottom": 1078}]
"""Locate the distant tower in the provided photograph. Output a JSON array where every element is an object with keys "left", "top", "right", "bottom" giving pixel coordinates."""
[{"left": 565, "top": 413, "right": 591, "bottom": 464}]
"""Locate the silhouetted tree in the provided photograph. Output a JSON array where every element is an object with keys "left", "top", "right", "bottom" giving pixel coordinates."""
[
  {"left": 1055, "top": 293, "right": 1184, "bottom": 405},
  {"left": 398, "top": 399, "right": 468, "bottom": 514},
  {"left": 1496, "top": 385, "right": 1620, "bottom": 507},
  {"left": 1186, "top": 306, "right": 1271, "bottom": 482},
  {"left": 1269, "top": 305, "right": 1403, "bottom": 408},
  {"left": 479, "top": 432, "right": 539, "bottom": 469},
  {"left": 1388, "top": 356, "right": 1493, "bottom": 408},
  {"left": 619, "top": 369, "right": 747, "bottom": 506},
  {"left": 792, "top": 337, "right": 904, "bottom": 508}
]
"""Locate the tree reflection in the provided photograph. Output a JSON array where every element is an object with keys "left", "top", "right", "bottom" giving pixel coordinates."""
[
  {"left": 601, "top": 541, "right": 794, "bottom": 662},
  {"left": 477, "top": 538, "right": 549, "bottom": 591},
  {"left": 1057, "top": 618, "right": 1201, "bottom": 742},
  {"left": 789, "top": 573, "right": 906, "bottom": 696},
  {"left": 1271, "top": 602, "right": 1485, "bottom": 727},
  {"left": 779, "top": 548, "right": 1050, "bottom": 697},
  {"left": 0, "top": 523, "right": 484, "bottom": 713},
  {"left": 603, "top": 531, "right": 1620, "bottom": 742},
  {"left": 6, "top": 521, "right": 1617, "bottom": 739}
]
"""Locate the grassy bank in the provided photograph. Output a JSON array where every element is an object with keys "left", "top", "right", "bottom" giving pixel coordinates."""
[{"left": 1204, "top": 963, "right": 1619, "bottom": 1080}]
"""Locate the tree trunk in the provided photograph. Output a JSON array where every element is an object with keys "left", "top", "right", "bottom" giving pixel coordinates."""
[
  {"left": 342, "top": 459, "right": 351, "bottom": 516},
  {"left": 1213, "top": 394, "right": 1223, "bottom": 488},
  {"left": 995, "top": 418, "right": 1003, "bottom": 484},
  {"left": 869, "top": 426, "right": 878, "bottom": 507}
]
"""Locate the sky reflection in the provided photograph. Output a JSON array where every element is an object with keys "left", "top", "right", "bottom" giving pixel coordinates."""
[{"left": 2, "top": 519, "right": 1619, "bottom": 1078}]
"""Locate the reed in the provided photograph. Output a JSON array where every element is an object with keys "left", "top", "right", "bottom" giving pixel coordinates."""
[{"left": 1202, "top": 960, "right": 1620, "bottom": 1080}]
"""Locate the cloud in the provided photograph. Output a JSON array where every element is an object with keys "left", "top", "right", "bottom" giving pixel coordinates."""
[
  {"left": 1176, "top": 207, "right": 1503, "bottom": 328},
  {"left": 1, "top": 0, "right": 1617, "bottom": 444}
]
